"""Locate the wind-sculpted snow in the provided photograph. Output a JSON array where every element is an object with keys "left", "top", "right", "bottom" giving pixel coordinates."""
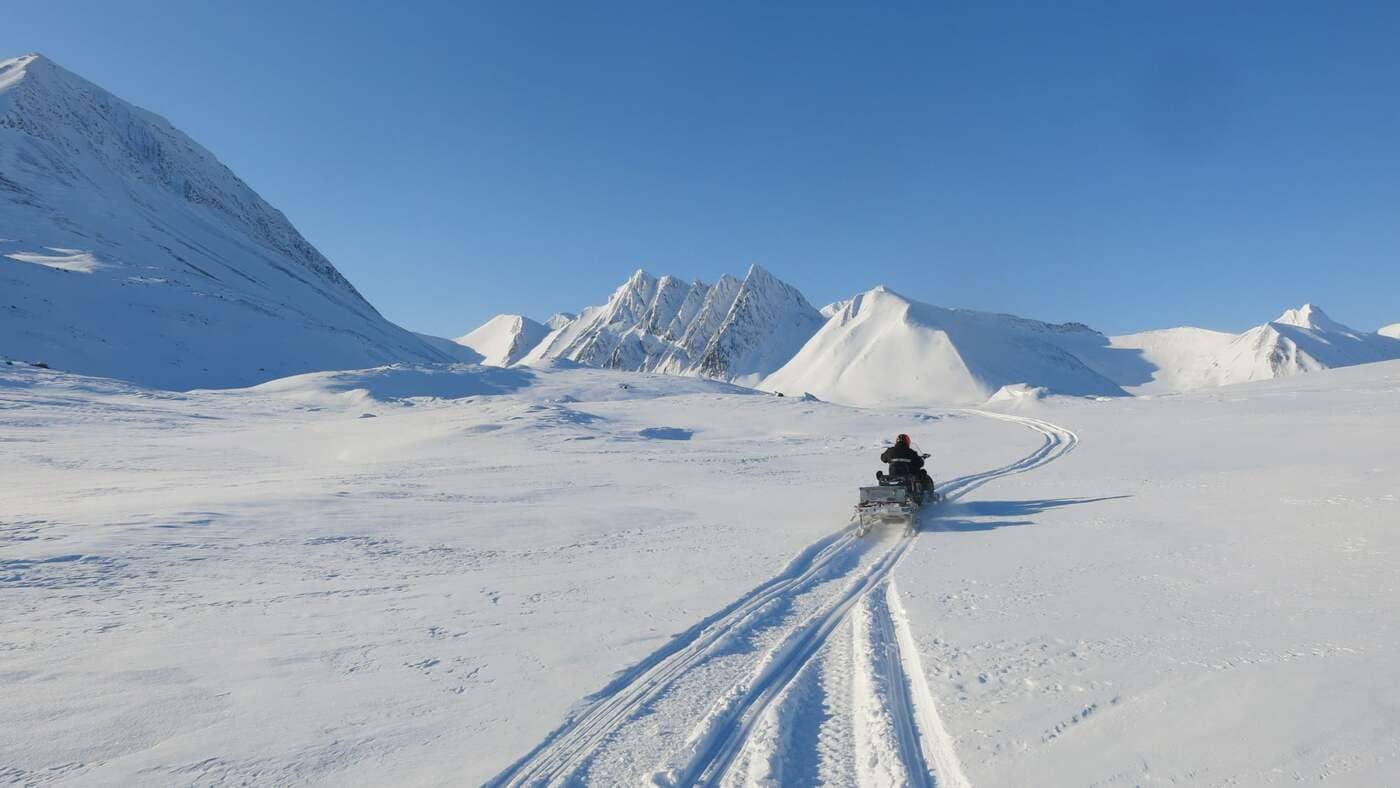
[
  {"left": 0, "top": 53, "right": 449, "bottom": 389},
  {"left": 245, "top": 363, "right": 537, "bottom": 404}
]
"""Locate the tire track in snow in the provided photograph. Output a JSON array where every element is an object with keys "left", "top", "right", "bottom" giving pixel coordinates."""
[
  {"left": 680, "top": 413, "right": 1076, "bottom": 786},
  {"left": 489, "top": 412, "right": 1076, "bottom": 787}
]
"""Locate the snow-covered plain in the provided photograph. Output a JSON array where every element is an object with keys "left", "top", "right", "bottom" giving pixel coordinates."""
[{"left": 4, "top": 358, "right": 1399, "bottom": 786}]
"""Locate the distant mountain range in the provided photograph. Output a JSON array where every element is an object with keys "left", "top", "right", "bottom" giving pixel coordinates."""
[
  {"left": 460, "top": 273, "right": 1400, "bottom": 403},
  {"left": 3, "top": 53, "right": 1397, "bottom": 402}
]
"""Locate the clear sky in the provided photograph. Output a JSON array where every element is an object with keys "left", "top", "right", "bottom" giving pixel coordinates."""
[{"left": 6, "top": 2, "right": 1399, "bottom": 336}]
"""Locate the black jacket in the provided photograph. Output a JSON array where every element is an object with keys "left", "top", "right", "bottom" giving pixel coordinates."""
[{"left": 880, "top": 443, "right": 924, "bottom": 475}]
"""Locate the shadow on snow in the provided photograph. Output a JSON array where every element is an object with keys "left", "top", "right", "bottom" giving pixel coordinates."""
[{"left": 921, "top": 495, "right": 1131, "bottom": 533}]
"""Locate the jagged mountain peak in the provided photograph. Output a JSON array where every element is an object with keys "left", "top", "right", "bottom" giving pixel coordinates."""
[
  {"left": 518, "top": 267, "right": 821, "bottom": 383},
  {"left": 694, "top": 267, "right": 824, "bottom": 383}
]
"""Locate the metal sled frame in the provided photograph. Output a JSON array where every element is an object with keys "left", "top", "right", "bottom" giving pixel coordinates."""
[{"left": 855, "top": 484, "right": 918, "bottom": 535}]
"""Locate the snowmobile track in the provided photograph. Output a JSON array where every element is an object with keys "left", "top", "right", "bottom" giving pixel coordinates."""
[{"left": 488, "top": 412, "right": 1076, "bottom": 787}]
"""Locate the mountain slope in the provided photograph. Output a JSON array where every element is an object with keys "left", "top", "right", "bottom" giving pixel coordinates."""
[
  {"left": 763, "top": 286, "right": 1126, "bottom": 405},
  {"left": 0, "top": 53, "right": 448, "bottom": 389},
  {"left": 1381, "top": 324, "right": 1400, "bottom": 339},
  {"left": 454, "top": 315, "right": 548, "bottom": 367},
  {"left": 691, "top": 265, "right": 825, "bottom": 385},
  {"left": 1063, "top": 304, "right": 1400, "bottom": 394},
  {"left": 522, "top": 265, "right": 820, "bottom": 384}
]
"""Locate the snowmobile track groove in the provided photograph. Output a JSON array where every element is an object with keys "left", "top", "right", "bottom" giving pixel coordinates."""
[{"left": 488, "top": 412, "right": 1076, "bottom": 787}]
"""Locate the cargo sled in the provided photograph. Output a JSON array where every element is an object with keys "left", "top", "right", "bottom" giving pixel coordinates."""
[{"left": 855, "top": 469, "right": 939, "bottom": 536}]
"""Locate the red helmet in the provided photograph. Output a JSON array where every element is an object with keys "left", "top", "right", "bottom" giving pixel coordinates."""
[{"left": 896, "top": 433, "right": 911, "bottom": 445}]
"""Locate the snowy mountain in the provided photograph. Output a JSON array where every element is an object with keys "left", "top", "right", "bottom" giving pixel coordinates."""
[
  {"left": 820, "top": 299, "right": 852, "bottom": 318},
  {"left": 689, "top": 265, "right": 826, "bottom": 384},
  {"left": 1377, "top": 323, "right": 1399, "bottom": 339},
  {"left": 454, "top": 314, "right": 548, "bottom": 367},
  {"left": 545, "top": 313, "right": 575, "bottom": 330},
  {"left": 518, "top": 265, "right": 822, "bottom": 384},
  {"left": 0, "top": 53, "right": 449, "bottom": 389},
  {"left": 763, "top": 286, "right": 1126, "bottom": 405},
  {"left": 1061, "top": 304, "right": 1400, "bottom": 394}
]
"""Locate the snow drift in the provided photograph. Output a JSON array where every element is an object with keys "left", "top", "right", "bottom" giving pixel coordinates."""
[{"left": 0, "top": 53, "right": 449, "bottom": 389}]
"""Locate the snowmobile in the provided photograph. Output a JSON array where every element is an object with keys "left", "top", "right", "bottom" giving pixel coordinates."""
[{"left": 855, "top": 454, "right": 939, "bottom": 536}]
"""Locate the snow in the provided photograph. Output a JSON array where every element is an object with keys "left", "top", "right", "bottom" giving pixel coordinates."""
[
  {"left": 690, "top": 264, "right": 825, "bottom": 385},
  {"left": 7, "top": 358, "right": 1399, "bottom": 785},
  {"left": 411, "top": 332, "right": 484, "bottom": 364},
  {"left": 453, "top": 314, "right": 548, "bottom": 367},
  {"left": 1048, "top": 303, "right": 1400, "bottom": 395},
  {"left": 521, "top": 265, "right": 821, "bottom": 385},
  {"left": 4, "top": 247, "right": 114, "bottom": 273},
  {"left": 0, "top": 54, "right": 449, "bottom": 390},
  {"left": 764, "top": 286, "right": 1125, "bottom": 405},
  {"left": 7, "top": 46, "right": 1400, "bottom": 788},
  {"left": 821, "top": 298, "right": 852, "bottom": 319},
  {"left": 545, "top": 312, "right": 576, "bottom": 330},
  {"left": 519, "top": 272, "right": 1400, "bottom": 401}
]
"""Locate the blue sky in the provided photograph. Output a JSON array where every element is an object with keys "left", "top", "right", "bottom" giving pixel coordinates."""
[{"left": 6, "top": 2, "right": 1399, "bottom": 335}]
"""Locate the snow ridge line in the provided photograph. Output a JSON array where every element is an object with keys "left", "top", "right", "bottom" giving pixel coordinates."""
[{"left": 488, "top": 412, "right": 1077, "bottom": 787}]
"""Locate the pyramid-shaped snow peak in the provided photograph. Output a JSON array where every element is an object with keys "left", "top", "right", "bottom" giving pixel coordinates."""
[
  {"left": 690, "top": 265, "right": 825, "bottom": 385},
  {"left": 0, "top": 53, "right": 448, "bottom": 388},
  {"left": 454, "top": 315, "right": 549, "bottom": 367},
  {"left": 763, "top": 286, "right": 1124, "bottom": 405},
  {"left": 1272, "top": 304, "right": 1357, "bottom": 336}
]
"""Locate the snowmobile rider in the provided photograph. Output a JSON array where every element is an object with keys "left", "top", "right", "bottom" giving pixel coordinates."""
[{"left": 881, "top": 434, "right": 935, "bottom": 494}]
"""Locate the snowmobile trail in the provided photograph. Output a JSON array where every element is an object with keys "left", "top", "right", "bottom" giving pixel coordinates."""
[{"left": 488, "top": 412, "right": 1076, "bottom": 787}]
